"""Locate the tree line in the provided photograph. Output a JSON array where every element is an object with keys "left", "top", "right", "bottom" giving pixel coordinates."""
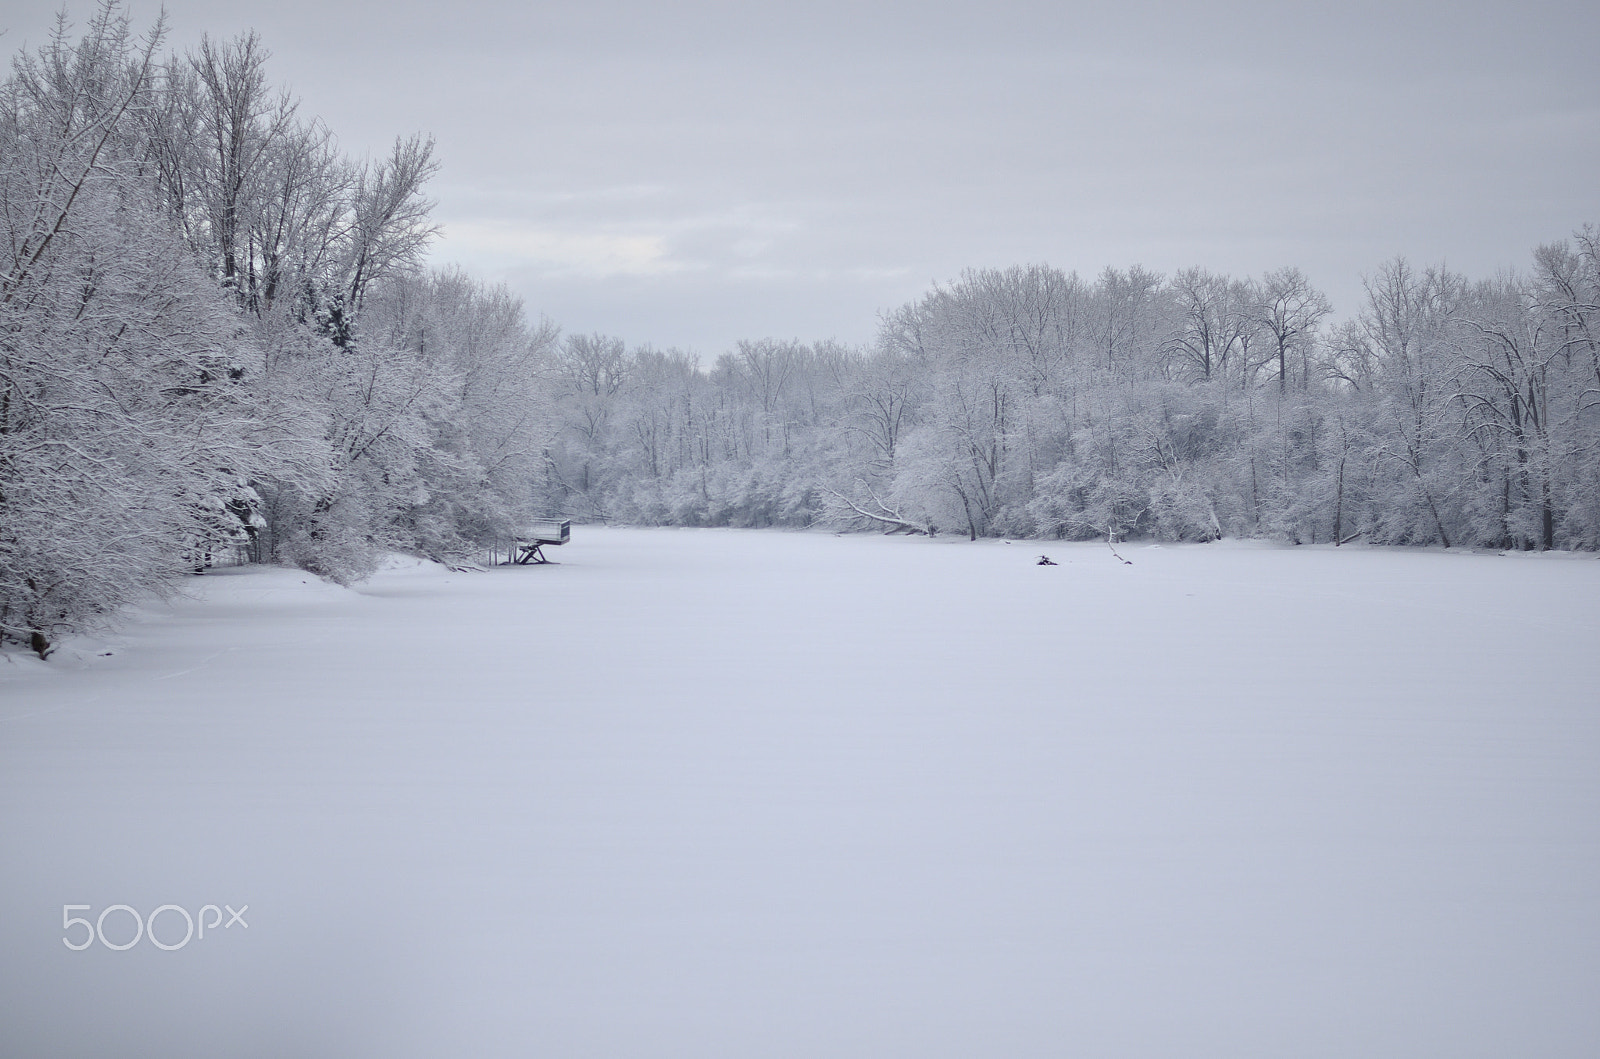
[
  {"left": 5, "top": 6, "right": 1598, "bottom": 658},
  {"left": 543, "top": 255, "right": 1600, "bottom": 553}
]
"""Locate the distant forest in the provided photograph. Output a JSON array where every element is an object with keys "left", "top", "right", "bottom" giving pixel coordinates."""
[{"left": 5, "top": 6, "right": 1599, "bottom": 655}]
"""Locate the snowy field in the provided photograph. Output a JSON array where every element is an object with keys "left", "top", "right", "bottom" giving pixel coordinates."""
[{"left": 2, "top": 527, "right": 1598, "bottom": 1058}]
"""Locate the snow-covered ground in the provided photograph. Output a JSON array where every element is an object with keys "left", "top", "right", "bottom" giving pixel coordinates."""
[{"left": 2, "top": 527, "right": 1597, "bottom": 1058}]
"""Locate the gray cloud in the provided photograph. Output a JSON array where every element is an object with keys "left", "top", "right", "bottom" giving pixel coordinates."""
[{"left": 3, "top": 0, "right": 1596, "bottom": 352}]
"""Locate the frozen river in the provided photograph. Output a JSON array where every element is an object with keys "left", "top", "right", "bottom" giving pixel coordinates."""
[{"left": 3, "top": 528, "right": 1598, "bottom": 1057}]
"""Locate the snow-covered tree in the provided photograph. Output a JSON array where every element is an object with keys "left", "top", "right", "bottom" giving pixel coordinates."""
[{"left": 0, "top": 7, "right": 310, "bottom": 653}]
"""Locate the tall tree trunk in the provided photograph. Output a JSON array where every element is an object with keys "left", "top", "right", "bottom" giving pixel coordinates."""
[{"left": 1333, "top": 455, "right": 1344, "bottom": 545}]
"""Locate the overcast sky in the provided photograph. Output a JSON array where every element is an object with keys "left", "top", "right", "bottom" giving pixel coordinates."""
[{"left": 4, "top": 0, "right": 1597, "bottom": 357}]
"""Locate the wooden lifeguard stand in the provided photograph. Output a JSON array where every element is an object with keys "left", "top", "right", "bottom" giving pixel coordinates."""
[{"left": 509, "top": 518, "right": 570, "bottom": 564}]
